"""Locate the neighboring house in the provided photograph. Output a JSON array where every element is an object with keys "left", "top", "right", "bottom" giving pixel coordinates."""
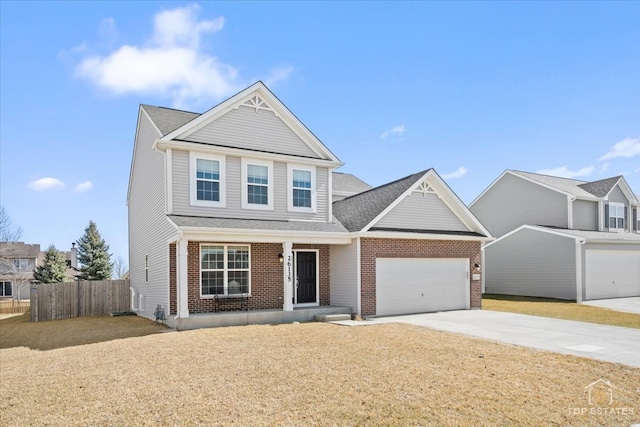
[
  {"left": 127, "top": 81, "right": 492, "bottom": 329},
  {"left": 0, "top": 242, "right": 40, "bottom": 299},
  {"left": 470, "top": 170, "right": 640, "bottom": 301},
  {"left": 0, "top": 242, "right": 80, "bottom": 299}
]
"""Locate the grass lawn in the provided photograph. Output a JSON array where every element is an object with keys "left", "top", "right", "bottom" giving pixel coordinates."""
[
  {"left": 1, "top": 315, "right": 639, "bottom": 426},
  {"left": 483, "top": 294, "right": 640, "bottom": 329}
]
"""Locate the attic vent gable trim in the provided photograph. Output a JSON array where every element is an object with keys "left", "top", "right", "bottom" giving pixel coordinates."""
[
  {"left": 240, "top": 95, "right": 275, "bottom": 114},
  {"left": 413, "top": 181, "right": 436, "bottom": 197}
]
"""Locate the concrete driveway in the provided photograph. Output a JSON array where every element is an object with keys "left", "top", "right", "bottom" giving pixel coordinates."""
[
  {"left": 581, "top": 297, "right": 640, "bottom": 314},
  {"left": 359, "top": 310, "right": 640, "bottom": 368}
]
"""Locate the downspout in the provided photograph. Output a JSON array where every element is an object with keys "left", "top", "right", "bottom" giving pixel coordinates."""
[
  {"left": 356, "top": 237, "right": 362, "bottom": 316},
  {"left": 575, "top": 237, "right": 586, "bottom": 303},
  {"left": 567, "top": 196, "right": 575, "bottom": 229}
]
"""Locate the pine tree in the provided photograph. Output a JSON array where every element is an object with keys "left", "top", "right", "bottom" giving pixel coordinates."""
[
  {"left": 76, "top": 221, "right": 113, "bottom": 280},
  {"left": 33, "top": 245, "right": 67, "bottom": 283}
]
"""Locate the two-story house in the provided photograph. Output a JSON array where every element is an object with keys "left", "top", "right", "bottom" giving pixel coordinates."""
[
  {"left": 128, "top": 82, "right": 491, "bottom": 329},
  {"left": 0, "top": 242, "right": 40, "bottom": 299},
  {"left": 470, "top": 170, "right": 640, "bottom": 301}
]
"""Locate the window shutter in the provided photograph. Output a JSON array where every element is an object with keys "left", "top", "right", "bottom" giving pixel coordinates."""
[
  {"left": 604, "top": 204, "right": 609, "bottom": 230},
  {"left": 633, "top": 208, "right": 638, "bottom": 231},
  {"left": 624, "top": 206, "right": 628, "bottom": 230}
]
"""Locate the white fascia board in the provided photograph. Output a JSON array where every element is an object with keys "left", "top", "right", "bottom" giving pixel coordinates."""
[
  {"left": 154, "top": 139, "right": 342, "bottom": 168},
  {"left": 483, "top": 225, "right": 585, "bottom": 250},
  {"left": 355, "top": 231, "right": 492, "bottom": 242},
  {"left": 127, "top": 107, "right": 162, "bottom": 206},
  {"left": 178, "top": 227, "right": 352, "bottom": 245}
]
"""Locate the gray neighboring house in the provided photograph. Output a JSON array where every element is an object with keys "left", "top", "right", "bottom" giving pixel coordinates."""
[
  {"left": 127, "top": 81, "right": 492, "bottom": 329},
  {"left": 470, "top": 170, "right": 640, "bottom": 301}
]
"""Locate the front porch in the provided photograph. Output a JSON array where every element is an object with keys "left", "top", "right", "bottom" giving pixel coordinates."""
[{"left": 167, "top": 305, "right": 352, "bottom": 330}]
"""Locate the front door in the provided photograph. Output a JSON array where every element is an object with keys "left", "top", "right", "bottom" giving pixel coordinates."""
[{"left": 295, "top": 251, "right": 317, "bottom": 304}]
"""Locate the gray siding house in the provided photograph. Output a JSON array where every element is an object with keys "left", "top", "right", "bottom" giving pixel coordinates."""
[
  {"left": 470, "top": 170, "right": 640, "bottom": 301},
  {"left": 127, "top": 82, "right": 491, "bottom": 329}
]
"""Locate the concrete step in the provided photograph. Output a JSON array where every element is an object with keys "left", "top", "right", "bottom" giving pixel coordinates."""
[{"left": 315, "top": 313, "right": 351, "bottom": 322}]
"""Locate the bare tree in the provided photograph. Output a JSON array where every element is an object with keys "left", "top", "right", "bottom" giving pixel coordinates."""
[
  {"left": 113, "top": 255, "right": 128, "bottom": 279},
  {"left": 0, "top": 206, "right": 23, "bottom": 243}
]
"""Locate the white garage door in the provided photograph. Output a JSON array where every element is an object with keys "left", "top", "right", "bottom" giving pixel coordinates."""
[
  {"left": 376, "top": 258, "right": 469, "bottom": 316},
  {"left": 585, "top": 250, "right": 640, "bottom": 300}
]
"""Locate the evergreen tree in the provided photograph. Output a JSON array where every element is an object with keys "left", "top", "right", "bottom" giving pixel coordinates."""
[
  {"left": 33, "top": 245, "right": 67, "bottom": 283},
  {"left": 76, "top": 221, "right": 113, "bottom": 280}
]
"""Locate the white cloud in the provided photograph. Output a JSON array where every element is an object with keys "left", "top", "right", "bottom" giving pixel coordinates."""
[
  {"left": 263, "top": 65, "right": 294, "bottom": 87},
  {"left": 536, "top": 165, "right": 595, "bottom": 178},
  {"left": 380, "top": 124, "right": 405, "bottom": 139},
  {"left": 75, "top": 181, "right": 94, "bottom": 192},
  {"left": 441, "top": 166, "right": 468, "bottom": 179},
  {"left": 28, "top": 177, "right": 64, "bottom": 191},
  {"left": 598, "top": 137, "right": 640, "bottom": 161},
  {"left": 74, "top": 4, "right": 256, "bottom": 109},
  {"left": 597, "top": 162, "right": 610, "bottom": 174}
]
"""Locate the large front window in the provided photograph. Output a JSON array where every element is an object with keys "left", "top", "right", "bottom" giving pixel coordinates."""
[
  {"left": 201, "top": 245, "right": 250, "bottom": 296},
  {"left": 0, "top": 281, "right": 12, "bottom": 297},
  {"left": 608, "top": 203, "right": 625, "bottom": 230}
]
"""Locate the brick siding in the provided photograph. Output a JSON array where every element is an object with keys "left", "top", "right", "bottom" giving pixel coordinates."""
[
  {"left": 170, "top": 241, "right": 330, "bottom": 314},
  {"left": 360, "top": 237, "right": 482, "bottom": 316}
]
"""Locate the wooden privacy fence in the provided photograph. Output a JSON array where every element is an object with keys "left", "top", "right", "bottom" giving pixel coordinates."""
[
  {"left": 30, "top": 280, "right": 130, "bottom": 322},
  {"left": 0, "top": 299, "right": 30, "bottom": 314}
]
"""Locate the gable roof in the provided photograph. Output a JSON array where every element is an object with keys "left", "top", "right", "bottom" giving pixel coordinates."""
[
  {"left": 472, "top": 170, "right": 638, "bottom": 206},
  {"left": 154, "top": 81, "right": 342, "bottom": 165},
  {"left": 332, "top": 172, "right": 372, "bottom": 195},
  {"left": 333, "top": 170, "right": 427, "bottom": 232},
  {"left": 141, "top": 105, "right": 199, "bottom": 136},
  {"left": 577, "top": 176, "right": 623, "bottom": 197}
]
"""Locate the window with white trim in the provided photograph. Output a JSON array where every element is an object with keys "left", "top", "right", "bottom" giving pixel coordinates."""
[
  {"left": 200, "top": 245, "right": 250, "bottom": 296},
  {"left": 287, "top": 164, "right": 316, "bottom": 212},
  {"left": 0, "top": 281, "right": 12, "bottom": 297},
  {"left": 608, "top": 202, "right": 625, "bottom": 230},
  {"left": 190, "top": 153, "right": 226, "bottom": 207},
  {"left": 241, "top": 159, "right": 273, "bottom": 210}
]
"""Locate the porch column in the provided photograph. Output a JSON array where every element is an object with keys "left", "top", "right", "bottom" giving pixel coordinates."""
[
  {"left": 177, "top": 238, "right": 189, "bottom": 318},
  {"left": 282, "top": 241, "right": 294, "bottom": 311}
]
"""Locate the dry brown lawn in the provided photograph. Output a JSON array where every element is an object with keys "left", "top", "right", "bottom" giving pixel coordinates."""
[
  {"left": 483, "top": 294, "right": 640, "bottom": 329},
  {"left": 1, "top": 315, "right": 639, "bottom": 426}
]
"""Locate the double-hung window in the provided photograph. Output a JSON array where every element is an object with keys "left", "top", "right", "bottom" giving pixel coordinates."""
[
  {"left": 287, "top": 164, "right": 315, "bottom": 212},
  {"left": 13, "top": 259, "right": 28, "bottom": 271},
  {"left": 200, "top": 244, "right": 250, "bottom": 296},
  {"left": 608, "top": 202, "right": 625, "bottom": 230},
  {"left": 190, "top": 152, "right": 225, "bottom": 207},
  {"left": 241, "top": 159, "right": 273, "bottom": 210}
]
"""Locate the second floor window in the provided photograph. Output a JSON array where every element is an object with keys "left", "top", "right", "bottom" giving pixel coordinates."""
[
  {"left": 190, "top": 152, "right": 225, "bottom": 207},
  {"left": 13, "top": 259, "right": 28, "bottom": 270},
  {"left": 247, "top": 164, "right": 269, "bottom": 205},
  {"left": 242, "top": 159, "right": 273, "bottom": 210},
  {"left": 292, "top": 169, "right": 312, "bottom": 208},
  {"left": 196, "top": 158, "right": 220, "bottom": 202},
  {"left": 608, "top": 203, "right": 625, "bottom": 230}
]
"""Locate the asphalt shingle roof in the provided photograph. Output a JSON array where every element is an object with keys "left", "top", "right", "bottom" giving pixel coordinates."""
[
  {"left": 511, "top": 170, "right": 623, "bottom": 199},
  {"left": 168, "top": 215, "right": 348, "bottom": 233},
  {"left": 332, "top": 170, "right": 429, "bottom": 232},
  {"left": 141, "top": 105, "right": 200, "bottom": 136},
  {"left": 332, "top": 172, "right": 372, "bottom": 195}
]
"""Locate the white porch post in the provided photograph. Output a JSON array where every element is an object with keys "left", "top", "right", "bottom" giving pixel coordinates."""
[
  {"left": 282, "top": 241, "right": 294, "bottom": 311},
  {"left": 177, "top": 238, "right": 189, "bottom": 318}
]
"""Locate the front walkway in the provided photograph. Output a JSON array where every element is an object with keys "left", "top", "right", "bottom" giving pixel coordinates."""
[{"left": 335, "top": 310, "right": 640, "bottom": 368}]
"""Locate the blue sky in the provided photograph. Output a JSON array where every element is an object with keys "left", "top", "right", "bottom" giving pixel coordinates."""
[{"left": 1, "top": 1, "right": 639, "bottom": 268}]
